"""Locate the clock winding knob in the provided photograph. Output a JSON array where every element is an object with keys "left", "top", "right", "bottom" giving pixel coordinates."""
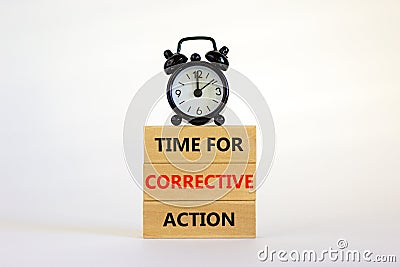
[
  {"left": 219, "top": 46, "right": 229, "bottom": 56},
  {"left": 190, "top": 53, "right": 201, "bottom": 61}
]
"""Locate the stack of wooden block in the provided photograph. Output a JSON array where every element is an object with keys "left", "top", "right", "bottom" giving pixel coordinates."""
[{"left": 143, "top": 126, "right": 256, "bottom": 238}]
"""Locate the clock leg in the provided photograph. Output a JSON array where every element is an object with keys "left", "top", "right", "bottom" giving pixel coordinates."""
[
  {"left": 171, "top": 115, "right": 182, "bottom": 126},
  {"left": 214, "top": 114, "right": 225, "bottom": 126}
]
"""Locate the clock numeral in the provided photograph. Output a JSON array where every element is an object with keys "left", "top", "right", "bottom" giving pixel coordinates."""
[
  {"left": 193, "top": 70, "right": 203, "bottom": 79},
  {"left": 215, "top": 87, "right": 221, "bottom": 95},
  {"left": 196, "top": 107, "right": 202, "bottom": 115},
  {"left": 175, "top": 89, "right": 181, "bottom": 97}
]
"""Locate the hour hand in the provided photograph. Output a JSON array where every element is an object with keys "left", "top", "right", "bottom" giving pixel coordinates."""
[{"left": 200, "top": 79, "right": 215, "bottom": 90}]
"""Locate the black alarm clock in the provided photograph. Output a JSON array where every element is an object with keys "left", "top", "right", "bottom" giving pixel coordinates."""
[{"left": 163, "top": 36, "right": 229, "bottom": 126}]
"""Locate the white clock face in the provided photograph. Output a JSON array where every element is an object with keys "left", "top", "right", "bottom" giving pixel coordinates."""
[{"left": 169, "top": 63, "right": 226, "bottom": 117}]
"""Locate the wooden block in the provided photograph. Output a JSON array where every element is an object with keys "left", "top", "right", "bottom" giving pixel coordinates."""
[
  {"left": 142, "top": 125, "right": 257, "bottom": 239},
  {"left": 143, "top": 200, "right": 255, "bottom": 238},
  {"left": 144, "top": 126, "right": 256, "bottom": 164},
  {"left": 143, "top": 163, "right": 255, "bottom": 202}
]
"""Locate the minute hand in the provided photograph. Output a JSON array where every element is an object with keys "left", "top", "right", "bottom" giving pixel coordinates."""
[{"left": 200, "top": 79, "right": 215, "bottom": 90}]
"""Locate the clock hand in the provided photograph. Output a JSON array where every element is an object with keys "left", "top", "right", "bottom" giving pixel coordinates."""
[
  {"left": 200, "top": 79, "right": 215, "bottom": 90},
  {"left": 194, "top": 78, "right": 215, "bottom": 97},
  {"left": 193, "top": 73, "right": 203, "bottom": 97}
]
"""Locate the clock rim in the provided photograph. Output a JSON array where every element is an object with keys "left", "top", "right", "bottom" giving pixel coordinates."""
[{"left": 166, "top": 61, "right": 229, "bottom": 125}]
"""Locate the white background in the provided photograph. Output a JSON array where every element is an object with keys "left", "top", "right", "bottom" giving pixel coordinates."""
[{"left": 0, "top": 0, "right": 399, "bottom": 266}]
